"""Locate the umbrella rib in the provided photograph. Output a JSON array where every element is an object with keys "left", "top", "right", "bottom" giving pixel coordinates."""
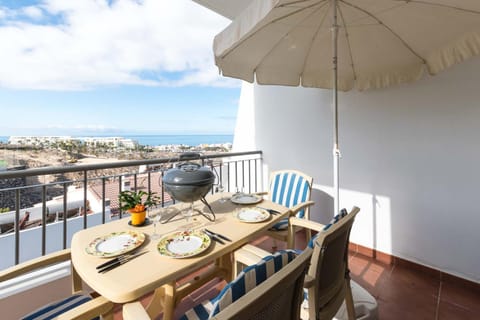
[
  {"left": 297, "top": 1, "right": 331, "bottom": 84},
  {"left": 341, "top": 0, "right": 426, "bottom": 64},
  {"left": 393, "top": 0, "right": 480, "bottom": 15},
  {"left": 253, "top": 1, "right": 329, "bottom": 78}
]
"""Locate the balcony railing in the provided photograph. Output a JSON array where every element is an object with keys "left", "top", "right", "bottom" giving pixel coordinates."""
[{"left": 0, "top": 151, "right": 263, "bottom": 269}]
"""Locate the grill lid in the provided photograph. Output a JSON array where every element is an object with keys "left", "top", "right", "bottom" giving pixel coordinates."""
[{"left": 163, "top": 162, "right": 215, "bottom": 186}]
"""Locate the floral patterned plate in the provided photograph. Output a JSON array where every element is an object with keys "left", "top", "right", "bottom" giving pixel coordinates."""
[
  {"left": 157, "top": 230, "right": 211, "bottom": 258},
  {"left": 235, "top": 207, "right": 270, "bottom": 223},
  {"left": 85, "top": 231, "right": 145, "bottom": 258}
]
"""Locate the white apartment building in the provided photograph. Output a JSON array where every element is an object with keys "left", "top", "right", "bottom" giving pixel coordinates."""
[
  {"left": 82, "top": 136, "right": 137, "bottom": 149},
  {"left": 8, "top": 136, "right": 76, "bottom": 147}
]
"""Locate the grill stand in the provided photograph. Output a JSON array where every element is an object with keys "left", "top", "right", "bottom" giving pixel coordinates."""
[{"left": 161, "top": 197, "right": 215, "bottom": 224}]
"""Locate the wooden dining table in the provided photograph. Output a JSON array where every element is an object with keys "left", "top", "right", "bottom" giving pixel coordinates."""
[{"left": 70, "top": 193, "right": 290, "bottom": 320}]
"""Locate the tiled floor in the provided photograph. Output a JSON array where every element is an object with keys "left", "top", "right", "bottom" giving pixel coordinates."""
[{"left": 114, "top": 235, "right": 480, "bottom": 319}]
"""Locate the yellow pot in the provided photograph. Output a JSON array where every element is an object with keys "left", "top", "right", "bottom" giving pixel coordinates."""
[{"left": 129, "top": 209, "right": 146, "bottom": 226}]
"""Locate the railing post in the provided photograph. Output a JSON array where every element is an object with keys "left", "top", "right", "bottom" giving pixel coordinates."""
[
  {"left": 42, "top": 185, "right": 47, "bottom": 255},
  {"left": 14, "top": 189, "right": 20, "bottom": 265},
  {"left": 147, "top": 171, "right": 151, "bottom": 194},
  {"left": 242, "top": 160, "right": 246, "bottom": 193},
  {"left": 118, "top": 175, "right": 123, "bottom": 219},
  {"left": 83, "top": 170, "right": 87, "bottom": 229},
  {"left": 102, "top": 177, "right": 106, "bottom": 224},
  {"left": 63, "top": 183, "right": 68, "bottom": 249}
]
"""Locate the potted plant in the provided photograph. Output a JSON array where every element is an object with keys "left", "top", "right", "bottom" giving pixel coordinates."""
[{"left": 119, "top": 190, "right": 160, "bottom": 226}]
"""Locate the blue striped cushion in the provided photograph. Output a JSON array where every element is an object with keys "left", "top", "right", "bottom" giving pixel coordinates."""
[
  {"left": 270, "top": 217, "right": 289, "bottom": 231},
  {"left": 180, "top": 300, "right": 214, "bottom": 320},
  {"left": 22, "top": 294, "right": 97, "bottom": 320},
  {"left": 270, "top": 172, "right": 310, "bottom": 219},
  {"left": 307, "top": 208, "right": 348, "bottom": 249},
  {"left": 179, "top": 250, "right": 297, "bottom": 320}
]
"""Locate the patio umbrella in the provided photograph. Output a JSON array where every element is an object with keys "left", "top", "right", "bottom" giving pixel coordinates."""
[{"left": 213, "top": 0, "right": 480, "bottom": 214}]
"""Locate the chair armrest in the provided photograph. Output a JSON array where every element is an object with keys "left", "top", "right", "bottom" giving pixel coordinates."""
[
  {"left": 0, "top": 249, "right": 71, "bottom": 282},
  {"left": 288, "top": 201, "right": 315, "bottom": 217},
  {"left": 56, "top": 296, "right": 114, "bottom": 320},
  {"left": 303, "top": 274, "right": 315, "bottom": 288},
  {"left": 289, "top": 217, "right": 325, "bottom": 233},
  {"left": 123, "top": 301, "right": 151, "bottom": 320}
]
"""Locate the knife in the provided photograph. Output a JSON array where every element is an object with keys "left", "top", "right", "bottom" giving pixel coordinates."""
[
  {"left": 96, "top": 251, "right": 139, "bottom": 270},
  {"left": 256, "top": 207, "right": 280, "bottom": 215},
  {"left": 203, "top": 230, "right": 225, "bottom": 244},
  {"left": 97, "top": 251, "right": 148, "bottom": 273},
  {"left": 204, "top": 229, "right": 232, "bottom": 242}
]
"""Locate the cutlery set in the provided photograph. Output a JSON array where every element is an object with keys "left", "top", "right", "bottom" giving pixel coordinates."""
[
  {"left": 203, "top": 229, "right": 232, "bottom": 245},
  {"left": 96, "top": 251, "right": 148, "bottom": 273}
]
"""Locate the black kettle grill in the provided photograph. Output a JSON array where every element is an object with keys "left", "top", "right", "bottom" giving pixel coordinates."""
[{"left": 162, "top": 153, "right": 215, "bottom": 221}]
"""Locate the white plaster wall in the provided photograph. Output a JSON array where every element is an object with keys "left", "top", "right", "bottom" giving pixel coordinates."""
[{"left": 232, "top": 57, "right": 480, "bottom": 283}]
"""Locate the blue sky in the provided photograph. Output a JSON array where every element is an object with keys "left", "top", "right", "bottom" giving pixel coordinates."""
[{"left": 0, "top": 0, "right": 241, "bottom": 136}]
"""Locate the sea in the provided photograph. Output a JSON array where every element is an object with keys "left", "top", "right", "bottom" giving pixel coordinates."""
[{"left": 0, "top": 134, "right": 233, "bottom": 147}]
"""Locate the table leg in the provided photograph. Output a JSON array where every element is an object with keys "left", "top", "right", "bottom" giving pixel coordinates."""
[
  {"left": 145, "top": 286, "right": 165, "bottom": 318},
  {"left": 216, "top": 252, "right": 234, "bottom": 282},
  {"left": 162, "top": 282, "right": 177, "bottom": 320}
]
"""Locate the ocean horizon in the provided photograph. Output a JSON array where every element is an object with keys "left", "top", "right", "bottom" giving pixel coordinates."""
[{"left": 0, "top": 134, "right": 233, "bottom": 147}]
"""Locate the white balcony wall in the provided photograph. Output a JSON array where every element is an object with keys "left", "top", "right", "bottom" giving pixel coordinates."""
[
  {"left": 232, "top": 57, "right": 480, "bottom": 283},
  {"left": 0, "top": 213, "right": 106, "bottom": 270}
]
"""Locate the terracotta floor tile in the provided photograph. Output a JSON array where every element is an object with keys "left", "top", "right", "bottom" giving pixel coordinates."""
[
  {"left": 386, "top": 264, "right": 439, "bottom": 294},
  {"left": 349, "top": 254, "right": 392, "bottom": 298},
  {"left": 440, "top": 280, "right": 480, "bottom": 313},
  {"left": 437, "top": 300, "right": 479, "bottom": 320},
  {"left": 376, "top": 264, "right": 439, "bottom": 319},
  {"left": 378, "top": 295, "right": 437, "bottom": 320}
]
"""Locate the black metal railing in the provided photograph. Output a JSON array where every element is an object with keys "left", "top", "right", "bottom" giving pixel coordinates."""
[{"left": 0, "top": 151, "right": 263, "bottom": 267}]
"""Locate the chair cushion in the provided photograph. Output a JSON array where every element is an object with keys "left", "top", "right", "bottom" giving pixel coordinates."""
[
  {"left": 270, "top": 217, "right": 289, "bottom": 231},
  {"left": 307, "top": 208, "right": 348, "bottom": 249},
  {"left": 22, "top": 294, "right": 97, "bottom": 320},
  {"left": 179, "top": 250, "right": 297, "bottom": 320}
]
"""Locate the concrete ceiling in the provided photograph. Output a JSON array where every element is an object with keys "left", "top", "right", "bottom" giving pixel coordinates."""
[{"left": 192, "top": 0, "right": 252, "bottom": 19}]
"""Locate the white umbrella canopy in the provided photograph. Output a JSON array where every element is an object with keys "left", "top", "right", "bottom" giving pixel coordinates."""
[{"left": 213, "top": 0, "right": 480, "bottom": 213}]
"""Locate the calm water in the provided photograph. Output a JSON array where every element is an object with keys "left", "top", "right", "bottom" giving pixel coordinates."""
[{"left": 0, "top": 135, "right": 233, "bottom": 147}]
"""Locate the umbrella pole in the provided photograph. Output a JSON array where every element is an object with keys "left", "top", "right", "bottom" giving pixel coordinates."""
[{"left": 332, "top": 0, "right": 340, "bottom": 215}]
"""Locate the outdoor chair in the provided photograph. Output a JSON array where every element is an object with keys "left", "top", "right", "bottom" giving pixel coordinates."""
[
  {"left": 262, "top": 169, "right": 314, "bottom": 249},
  {"left": 122, "top": 248, "right": 312, "bottom": 320},
  {"left": 0, "top": 249, "right": 114, "bottom": 320},
  {"left": 234, "top": 207, "right": 363, "bottom": 320}
]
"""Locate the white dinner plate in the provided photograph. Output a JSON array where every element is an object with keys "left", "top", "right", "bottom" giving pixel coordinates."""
[
  {"left": 157, "top": 230, "right": 211, "bottom": 258},
  {"left": 235, "top": 207, "right": 270, "bottom": 223},
  {"left": 85, "top": 231, "right": 145, "bottom": 258},
  {"left": 230, "top": 193, "right": 263, "bottom": 205}
]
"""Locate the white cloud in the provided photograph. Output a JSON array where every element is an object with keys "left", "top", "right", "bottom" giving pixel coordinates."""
[
  {"left": 21, "top": 6, "right": 44, "bottom": 19},
  {"left": 0, "top": 0, "right": 239, "bottom": 90}
]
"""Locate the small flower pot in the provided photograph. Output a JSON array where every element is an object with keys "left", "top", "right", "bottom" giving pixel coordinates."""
[{"left": 129, "top": 209, "right": 146, "bottom": 226}]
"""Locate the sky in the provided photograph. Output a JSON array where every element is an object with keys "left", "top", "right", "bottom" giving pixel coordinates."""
[{"left": 0, "top": 0, "right": 241, "bottom": 136}]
